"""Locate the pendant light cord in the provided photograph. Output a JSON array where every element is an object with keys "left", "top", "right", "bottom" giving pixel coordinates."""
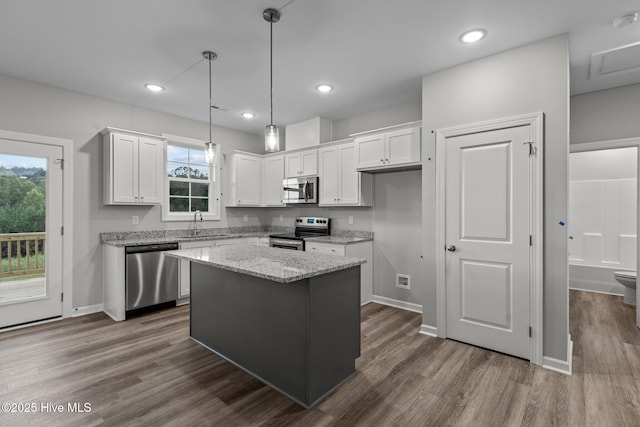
[
  {"left": 208, "top": 55, "right": 212, "bottom": 143},
  {"left": 270, "top": 20, "right": 274, "bottom": 126}
]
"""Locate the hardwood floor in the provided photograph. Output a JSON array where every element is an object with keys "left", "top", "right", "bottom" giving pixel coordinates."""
[{"left": 0, "top": 290, "right": 638, "bottom": 426}]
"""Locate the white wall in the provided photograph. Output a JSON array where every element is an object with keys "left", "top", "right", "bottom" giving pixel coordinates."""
[
  {"left": 571, "top": 83, "right": 640, "bottom": 144},
  {"left": 331, "top": 100, "right": 421, "bottom": 140},
  {"left": 372, "top": 170, "right": 424, "bottom": 305},
  {"left": 421, "top": 35, "right": 570, "bottom": 361},
  {"left": 0, "top": 73, "right": 263, "bottom": 309}
]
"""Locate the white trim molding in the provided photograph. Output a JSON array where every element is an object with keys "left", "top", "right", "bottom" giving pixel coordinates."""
[
  {"left": 543, "top": 336, "right": 573, "bottom": 375},
  {"left": 435, "top": 112, "right": 544, "bottom": 366},
  {"left": 0, "top": 129, "right": 74, "bottom": 321},
  {"left": 372, "top": 295, "right": 422, "bottom": 313},
  {"left": 72, "top": 304, "right": 104, "bottom": 317},
  {"left": 419, "top": 324, "right": 438, "bottom": 337}
]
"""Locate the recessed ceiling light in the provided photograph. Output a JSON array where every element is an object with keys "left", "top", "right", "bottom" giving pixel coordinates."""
[
  {"left": 613, "top": 12, "right": 638, "bottom": 29},
  {"left": 241, "top": 112, "right": 255, "bottom": 119},
  {"left": 144, "top": 83, "right": 164, "bottom": 92},
  {"left": 316, "top": 84, "right": 333, "bottom": 93},
  {"left": 460, "top": 29, "right": 487, "bottom": 44}
]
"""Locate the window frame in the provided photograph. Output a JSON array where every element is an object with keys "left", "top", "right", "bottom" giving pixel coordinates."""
[{"left": 161, "top": 133, "right": 221, "bottom": 222}]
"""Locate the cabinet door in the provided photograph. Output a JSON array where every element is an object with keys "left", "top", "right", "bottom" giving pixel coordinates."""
[
  {"left": 386, "top": 127, "right": 421, "bottom": 165},
  {"left": 318, "top": 146, "right": 339, "bottom": 205},
  {"left": 300, "top": 150, "right": 318, "bottom": 176},
  {"left": 306, "top": 242, "right": 346, "bottom": 256},
  {"left": 263, "top": 155, "right": 285, "bottom": 206},
  {"left": 137, "top": 137, "right": 163, "bottom": 204},
  {"left": 235, "top": 155, "right": 262, "bottom": 205},
  {"left": 112, "top": 134, "right": 139, "bottom": 203},
  {"left": 285, "top": 153, "right": 302, "bottom": 177},
  {"left": 338, "top": 144, "right": 359, "bottom": 205},
  {"left": 355, "top": 134, "right": 386, "bottom": 169}
]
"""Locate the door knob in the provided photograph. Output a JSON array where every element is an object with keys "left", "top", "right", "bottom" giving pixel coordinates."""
[{"left": 447, "top": 245, "right": 456, "bottom": 252}]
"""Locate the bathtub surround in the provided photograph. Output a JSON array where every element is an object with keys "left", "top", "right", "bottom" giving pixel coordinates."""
[{"left": 569, "top": 147, "right": 637, "bottom": 295}]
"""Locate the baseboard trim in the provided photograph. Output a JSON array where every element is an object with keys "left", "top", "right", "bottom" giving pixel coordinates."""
[
  {"left": 72, "top": 304, "right": 104, "bottom": 317},
  {"left": 419, "top": 324, "right": 438, "bottom": 337},
  {"left": 542, "top": 335, "right": 573, "bottom": 375},
  {"left": 372, "top": 295, "right": 422, "bottom": 313}
]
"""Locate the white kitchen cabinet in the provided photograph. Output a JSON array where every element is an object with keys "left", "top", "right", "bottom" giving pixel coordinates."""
[
  {"left": 354, "top": 126, "right": 421, "bottom": 171},
  {"left": 285, "top": 149, "right": 318, "bottom": 177},
  {"left": 306, "top": 240, "right": 373, "bottom": 305},
  {"left": 225, "top": 152, "right": 262, "bottom": 206},
  {"left": 102, "top": 128, "right": 164, "bottom": 205},
  {"left": 318, "top": 142, "right": 372, "bottom": 206},
  {"left": 262, "top": 155, "right": 285, "bottom": 206},
  {"left": 178, "top": 240, "right": 217, "bottom": 299}
]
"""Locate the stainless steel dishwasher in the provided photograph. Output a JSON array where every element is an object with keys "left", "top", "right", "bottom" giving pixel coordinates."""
[{"left": 125, "top": 242, "right": 179, "bottom": 313}]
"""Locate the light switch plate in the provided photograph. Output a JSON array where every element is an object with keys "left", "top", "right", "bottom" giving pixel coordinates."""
[
  {"left": 132, "top": 216, "right": 139, "bottom": 225},
  {"left": 348, "top": 216, "right": 354, "bottom": 225},
  {"left": 243, "top": 214, "right": 248, "bottom": 222}
]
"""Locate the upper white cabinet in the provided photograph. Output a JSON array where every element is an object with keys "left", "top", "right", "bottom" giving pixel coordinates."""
[
  {"left": 354, "top": 126, "right": 421, "bottom": 171},
  {"left": 102, "top": 128, "right": 164, "bottom": 205},
  {"left": 318, "top": 142, "right": 372, "bottom": 206},
  {"left": 225, "top": 152, "right": 262, "bottom": 207},
  {"left": 262, "top": 155, "right": 285, "bottom": 206},
  {"left": 285, "top": 149, "right": 318, "bottom": 177}
]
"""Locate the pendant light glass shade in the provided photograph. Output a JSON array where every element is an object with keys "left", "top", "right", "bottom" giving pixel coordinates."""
[
  {"left": 204, "top": 141, "right": 216, "bottom": 164},
  {"left": 264, "top": 8, "right": 281, "bottom": 152},
  {"left": 265, "top": 124, "right": 279, "bottom": 152}
]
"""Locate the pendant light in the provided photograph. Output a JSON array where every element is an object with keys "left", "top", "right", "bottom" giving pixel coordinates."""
[
  {"left": 203, "top": 51, "right": 217, "bottom": 164},
  {"left": 263, "top": 8, "right": 281, "bottom": 152}
]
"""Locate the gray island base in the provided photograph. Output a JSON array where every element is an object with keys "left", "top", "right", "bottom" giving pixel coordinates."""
[{"left": 169, "top": 246, "right": 364, "bottom": 408}]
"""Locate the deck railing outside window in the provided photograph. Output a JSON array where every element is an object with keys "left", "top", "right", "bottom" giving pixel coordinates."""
[{"left": 0, "top": 232, "right": 45, "bottom": 279}]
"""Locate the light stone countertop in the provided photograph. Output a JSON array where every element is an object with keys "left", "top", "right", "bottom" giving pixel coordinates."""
[
  {"left": 100, "top": 232, "right": 271, "bottom": 247},
  {"left": 304, "top": 235, "right": 372, "bottom": 245},
  {"left": 166, "top": 245, "right": 366, "bottom": 283}
]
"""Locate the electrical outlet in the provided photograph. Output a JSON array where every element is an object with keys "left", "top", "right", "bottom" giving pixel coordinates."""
[
  {"left": 243, "top": 214, "right": 248, "bottom": 223},
  {"left": 279, "top": 214, "right": 283, "bottom": 222},
  {"left": 396, "top": 273, "right": 411, "bottom": 289},
  {"left": 348, "top": 216, "right": 354, "bottom": 225},
  {"left": 132, "top": 216, "right": 139, "bottom": 225}
]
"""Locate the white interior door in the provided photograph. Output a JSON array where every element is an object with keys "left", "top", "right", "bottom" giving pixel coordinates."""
[
  {"left": 0, "top": 139, "right": 63, "bottom": 328},
  {"left": 444, "top": 125, "right": 531, "bottom": 359}
]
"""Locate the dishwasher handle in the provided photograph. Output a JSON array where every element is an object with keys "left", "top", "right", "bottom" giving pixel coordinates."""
[{"left": 125, "top": 242, "right": 179, "bottom": 254}]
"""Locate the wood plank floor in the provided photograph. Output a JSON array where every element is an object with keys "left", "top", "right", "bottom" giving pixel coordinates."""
[{"left": 0, "top": 290, "right": 638, "bottom": 426}]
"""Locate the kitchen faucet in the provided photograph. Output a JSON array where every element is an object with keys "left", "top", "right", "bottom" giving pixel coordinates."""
[{"left": 193, "top": 210, "right": 203, "bottom": 236}]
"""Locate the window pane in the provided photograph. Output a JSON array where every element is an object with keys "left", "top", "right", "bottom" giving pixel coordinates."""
[
  {"left": 169, "top": 197, "right": 189, "bottom": 212},
  {"left": 189, "top": 165, "right": 209, "bottom": 180},
  {"left": 189, "top": 149, "right": 208, "bottom": 166},
  {"left": 191, "top": 182, "right": 209, "bottom": 197},
  {"left": 168, "top": 162, "right": 190, "bottom": 178},
  {"left": 169, "top": 181, "right": 189, "bottom": 196},
  {"left": 167, "top": 145, "right": 189, "bottom": 163},
  {"left": 191, "top": 198, "right": 209, "bottom": 212}
]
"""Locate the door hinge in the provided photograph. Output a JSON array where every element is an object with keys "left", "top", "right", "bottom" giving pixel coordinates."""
[
  {"left": 529, "top": 326, "right": 532, "bottom": 337},
  {"left": 61, "top": 226, "right": 64, "bottom": 236},
  {"left": 529, "top": 235, "right": 532, "bottom": 246},
  {"left": 523, "top": 141, "right": 534, "bottom": 155},
  {"left": 61, "top": 292, "right": 64, "bottom": 302},
  {"left": 56, "top": 158, "right": 64, "bottom": 169}
]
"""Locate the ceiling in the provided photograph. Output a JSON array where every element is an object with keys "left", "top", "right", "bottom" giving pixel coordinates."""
[{"left": 1, "top": 0, "right": 639, "bottom": 136}]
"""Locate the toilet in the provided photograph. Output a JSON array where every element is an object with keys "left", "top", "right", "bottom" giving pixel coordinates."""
[{"left": 614, "top": 271, "right": 637, "bottom": 305}]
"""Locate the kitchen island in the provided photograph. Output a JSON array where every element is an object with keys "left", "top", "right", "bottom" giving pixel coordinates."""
[{"left": 166, "top": 245, "right": 365, "bottom": 408}]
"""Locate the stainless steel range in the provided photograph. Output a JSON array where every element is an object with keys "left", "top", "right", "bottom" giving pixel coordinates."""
[{"left": 269, "top": 217, "right": 330, "bottom": 251}]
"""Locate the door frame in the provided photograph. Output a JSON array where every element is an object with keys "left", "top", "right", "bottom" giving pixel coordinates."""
[
  {"left": 0, "top": 129, "right": 74, "bottom": 320},
  {"left": 571, "top": 137, "right": 640, "bottom": 328},
  {"left": 435, "top": 112, "right": 544, "bottom": 365}
]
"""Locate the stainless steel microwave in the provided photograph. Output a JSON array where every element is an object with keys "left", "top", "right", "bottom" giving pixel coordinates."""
[{"left": 283, "top": 177, "right": 318, "bottom": 204}]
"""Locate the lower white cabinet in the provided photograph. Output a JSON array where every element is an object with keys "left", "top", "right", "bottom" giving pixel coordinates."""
[
  {"left": 178, "top": 240, "right": 217, "bottom": 299},
  {"left": 306, "top": 241, "right": 373, "bottom": 305}
]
